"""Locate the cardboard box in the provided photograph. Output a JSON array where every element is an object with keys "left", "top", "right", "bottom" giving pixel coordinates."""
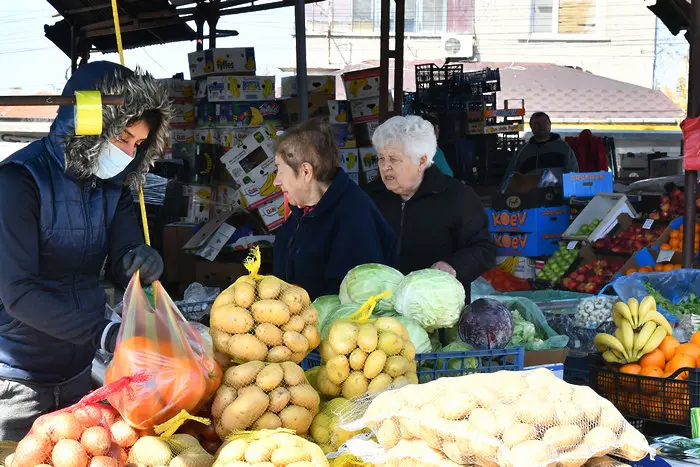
[
  {"left": 170, "top": 101, "right": 196, "bottom": 125},
  {"left": 350, "top": 95, "right": 393, "bottom": 123},
  {"left": 652, "top": 216, "right": 684, "bottom": 250},
  {"left": 283, "top": 93, "right": 330, "bottom": 124},
  {"left": 615, "top": 247, "right": 683, "bottom": 278},
  {"left": 363, "top": 169, "right": 380, "bottom": 185},
  {"left": 220, "top": 124, "right": 277, "bottom": 185},
  {"left": 328, "top": 100, "right": 349, "bottom": 124},
  {"left": 621, "top": 153, "right": 649, "bottom": 170},
  {"left": 342, "top": 67, "right": 381, "bottom": 100},
  {"left": 358, "top": 147, "right": 378, "bottom": 172},
  {"left": 215, "top": 185, "right": 246, "bottom": 214},
  {"left": 162, "top": 223, "right": 198, "bottom": 284},
  {"left": 188, "top": 48, "right": 256, "bottom": 79},
  {"left": 339, "top": 148, "right": 360, "bottom": 175},
  {"left": 207, "top": 76, "right": 275, "bottom": 102},
  {"left": 255, "top": 196, "right": 286, "bottom": 231},
  {"left": 159, "top": 79, "right": 194, "bottom": 99},
  {"left": 194, "top": 127, "right": 218, "bottom": 145},
  {"left": 281, "top": 75, "right": 336, "bottom": 98},
  {"left": 331, "top": 124, "right": 357, "bottom": 149},
  {"left": 195, "top": 79, "right": 208, "bottom": 101},
  {"left": 491, "top": 231, "right": 562, "bottom": 256},
  {"left": 563, "top": 194, "right": 639, "bottom": 242},
  {"left": 492, "top": 172, "right": 563, "bottom": 211},
  {"left": 562, "top": 171, "right": 613, "bottom": 198},
  {"left": 486, "top": 206, "right": 570, "bottom": 234},
  {"left": 238, "top": 171, "right": 283, "bottom": 209},
  {"left": 496, "top": 256, "right": 537, "bottom": 279},
  {"left": 194, "top": 260, "right": 247, "bottom": 289},
  {"left": 524, "top": 348, "right": 569, "bottom": 367},
  {"left": 217, "top": 126, "right": 258, "bottom": 149},
  {"left": 651, "top": 156, "right": 684, "bottom": 178},
  {"left": 182, "top": 184, "right": 214, "bottom": 224},
  {"left": 353, "top": 120, "right": 380, "bottom": 147},
  {"left": 196, "top": 101, "right": 285, "bottom": 127},
  {"left": 167, "top": 127, "right": 195, "bottom": 149}
]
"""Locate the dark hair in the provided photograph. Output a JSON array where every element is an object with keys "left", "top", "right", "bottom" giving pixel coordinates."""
[
  {"left": 422, "top": 113, "right": 440, "bottom": 128},
  {"left": 530, "top": 111, "right": 551, "bottom": 123},
  {"left": 128, "top": 109, "right": 162, "bottom": 134},
  {"left": 274, "top": 117, "right": 339, "bottom": 183}
]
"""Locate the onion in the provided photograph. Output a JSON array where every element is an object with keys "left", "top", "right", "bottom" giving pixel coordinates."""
[
  {"left": 73, "top": 406, "right": 103, "bottom": 428},
  {"left": 52, "top": 439, "right": 88, "bottom": 467},
  {"left": 109, "top": 421, "right": 138, "bottom": 448},
  {"left": 88, "top": 457, "right": 118, "bottom": 467},
  {"left": 80, "top": 427, "right": 111, "bottom": 457},
  {"left": 12, "top": 434, "right": 53, "bottom": 467},
  {"left": 48, "top": 413, "right": 84, "bottom": 443},
  {"left": 107, "top": 444, "right": 127, "bottom": 465}
]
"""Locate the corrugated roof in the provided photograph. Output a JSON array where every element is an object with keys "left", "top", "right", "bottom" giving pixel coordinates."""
[
  {"left": 44, "top": 0, "right": 196, "bottom": 57},
  {"left": 335, "top": 60, "right": 683, "bottom": 122}
]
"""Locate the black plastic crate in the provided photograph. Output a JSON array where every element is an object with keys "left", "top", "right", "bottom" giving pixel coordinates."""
[
  {"left": 563, "top": 352, "right": 590, "bottom": 386},
  {"left": 589, "top": 354, "right": 697, "bottom": 432}
]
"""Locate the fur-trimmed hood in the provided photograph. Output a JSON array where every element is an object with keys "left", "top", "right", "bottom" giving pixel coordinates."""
[{"left": 46, "top": 61, "right": 172, "bottom": 187}]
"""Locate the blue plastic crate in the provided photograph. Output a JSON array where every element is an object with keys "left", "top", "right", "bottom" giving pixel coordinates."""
[
  {"left": 300, "top": 349, "right": 321, "bottom": 371},
  {"left": 563, "top": 171, "right": 614, "bottom": 198},
  {"left": 416, "top": 347, "right": 525, "bottom": 383}
]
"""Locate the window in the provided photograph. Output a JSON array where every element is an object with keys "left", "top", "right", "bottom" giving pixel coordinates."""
[
  {"left": 349, "top": 0, "right": 472, "bottom": 34},
  {"left": 531, "top": 0, "right": 598, "bottom": 35},
  {"left": 353, "top": 0, "right": 375, "bottom": 31}
]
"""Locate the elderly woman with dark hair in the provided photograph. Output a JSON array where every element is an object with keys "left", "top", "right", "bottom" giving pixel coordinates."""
[
  {"left": 272, "top": 118, "right": 397, "bottom": 300},
  {"left": 366, "top": 115, "right": 495, "bottom": 301}
]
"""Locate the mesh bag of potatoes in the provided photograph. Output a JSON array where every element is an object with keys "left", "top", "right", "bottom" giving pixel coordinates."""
[
  {"left": 211, "top": 361, "right": 321, "bottom": 441},
  {"left": 315, "top": 293, "right": 418, "bottom": 400},
  {"left": 124, "top": 432, "right": 216, "bottom": 467},
  {"left": 309, "top": 398, "right": 368, "bottom": 454},
  {"left": 213, "top": 428, "right": 328, "bottom": 466},
  {"left": 209, "top": 247, "right": 321, "bottom": 365},
  {"left": 338, "top": 368, "right": 653, "bottom": 467}
]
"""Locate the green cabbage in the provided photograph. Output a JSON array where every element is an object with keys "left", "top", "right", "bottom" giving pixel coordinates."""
[
  {"left": 339, "top": 264, "right": 404, "bottom": 312},
  {"left": 434, "top": 342, "right": 478, "bottom": 370},
  {"left": 394, "top": 269, "right": 466, "bottom": 330},
  {"left": 319, "top": 303, "right": 362, "bottom": 340},
  {"left": 509, "top": 309, "right": 537, "bottom": 347},
  {"left": 383, "top": 314, "right": 432, "bottom": 354},
  {"left": 312, "top": 295, "right": 341, "bottom": 334}
]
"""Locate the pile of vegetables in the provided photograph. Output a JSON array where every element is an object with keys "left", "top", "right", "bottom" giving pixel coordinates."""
[
  {"left": 126, "top": 434, "right": 215, "bottom": 467},
  {"left": 309, "top": 398, "right": 367, "bottom": 454},
  {"left": 483, "top": 267, "right": 531, "bottom": 292},
  {"left": 342, "top": 368, "right": 651, "bottom": 467},
  {"left": 316, "top": 316, "right": 419, "bottom": 399},
  {"left": 573, "top": 296, "right": 615, "bottom": 328},
  {"left": 210, "top": 361, "right": 320, "bottom": 439},
  {"left": 209, "top": 276, "right": 320, "bottom": 365},
  {"left": 213, "top": 429, "right": 328, "bottom": 466},
  {"left": 645, "top": 282, "right": 700, "bottom": 316}
]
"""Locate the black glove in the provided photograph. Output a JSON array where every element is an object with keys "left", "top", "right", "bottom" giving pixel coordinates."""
[{"left": 122, "top": 245, "right": 163, "bottom": 285}]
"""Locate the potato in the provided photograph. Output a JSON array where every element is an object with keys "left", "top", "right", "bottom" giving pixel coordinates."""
[
  {"left": 617, "top": 428, "right": 649, "bottom": 461},
  {"left": 289, "top": 351, "right": 307, "bottom": 364},
  {"left": 543, "top": 424, "right": 583, "bottom": 452},
  {"left": 363, "top": 350, "right": 387, "bottom": 379},
  {"left": 255, "top": 323, "right": 284, "bottom": 347},
  {"left": 289, "top": 384, "right": 321, "bottom": 412},
  {"left": 300, "top": 306, "right": 318, "bottom": 325},
  {"left": 584, "top": 426, "right": 617, "bottom": 458},
  {"left": 342, "top": 371, "right": 369, "bottom": 399},
  {"left": 268, "top": 387, "right": 291, "bottom": 413},
  {"left": 392, "top": 376, "right": 410, "bottom": 388},
  {"left": 279, "top": 406, "right": 314, "bottom": 434},
  {"left": 256, "top": 363, "right": 284, "bottom": 392},
  {"left": 465, "top": 408, "right": 498, "bottom": 437},
  {"left": 225, "top": 361, "right": 266, "bottom": 387},
  {"left": 233, "top": 282, "right": 256, "bottom": 309},
  {"left": 384, "top": 356, "right": 411, "bottom": 378},
  {"left": 219, "top": 386, "right": 269, "bottom": 432},
  {"left": 212, "top": 386, "right": 237, "bottom": 419},
  {"left": 283, "top": 331, "right": 309, "bottom": 353},
  {"left": 212, "top": 285, "right": 237, "bottom": 308},
  {"left": 598, "top": 399, "right": 625, "bottom": 433},
  {"left": 129, "top": 437, "right": 172, "bottom": 466},
  {"left": 374, "top": 318, "right": 409, "bottom": 341},
  {"left": 252, "top": 300, "right": 291, "bottom": 326},
  {"left": 406, "top": 372, "right": 418, "bottom": 385},
  {"left": 210, "top": 328, "right": 231, "bottom": 353},
  {"left": 217, "top": 439, "right": 248, "bottom": 462},
  {"left": 400, "top": 341, "right": 416, "bottom": 361},
  {"left": 252, "top": 412, "right": 283, "bottom": 430},
  {"left": 328, "top": 321, "right": 358, "bottom": 355},
  {"left": 368, "top": 373, "right": 393, "bottom": 392},
  {"left": 270, "top": 446, "right": 312, "bottom": 465},
  {"left": 502, "top": 422, "right": 537, "bottom": 448},
  {"left": 235, "top": 276, "right": 257, "bottom": 288},
  {"left": 349, "top": 348, "right": 367, "bottom": 370},
  {"left": 228, "top": 334, "right": 268, "bottom": 362},
  {"left": 302, "top": 325, "right": 321, "bottom": 350},
  {"left": 258, "top": 277, "right": 283, "bottom": 300},
  {"left": 211, "top": 305, "right": 255, "bottom": 335},
  {"left": 169, "top": 450, "right": 215, "bottom": 467},
  {"left": 280, "top": 361, "right": 306, "bottom": 386},
  {"left": 267, "top": 346, "right": 293, "bottom": 363},
  {"left": 326, "top": 355, "right": 351, "bottom": 385},
  {"left": 503, "top": 440, "right": 553, "bottom": 467},
  {"left": 376, "top": 419, "right": 400, "bottom": 450},
  {"left": 378, "top": 332, "right": 404, "bottom": 356},
  {"left": 319, "top": 341, "right": 337, "bottom": 362},
  {"left": 515, "top": 393, "right": 556, "bottom": 425},
  {"left": 282, "top": 315, "right": 306, "bottom": 333},
  {"left": 244, "top": 439, "right": 276, "bottom": 463},
  {"left": 280, "top": 287, "right": 307, "bottom": 314},
  {"left": 439, "top": 392, "right": 477, "bottom": 420},
  {"left": 357, "top": 324, "right": 378, "bottom": 353},
  {"left": 316, "top": 367, "right": 341, "bottom": 397},
  {"left": 554, "top": 403, "right": 584, "bottom": 426}
]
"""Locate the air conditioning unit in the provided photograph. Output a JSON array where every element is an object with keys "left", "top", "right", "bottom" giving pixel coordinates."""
[{"left": 440, "top": 34, "right": 474, "bottom": 58}]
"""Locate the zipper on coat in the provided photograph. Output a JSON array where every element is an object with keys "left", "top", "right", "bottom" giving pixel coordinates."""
[
  {"left": 398, "top": 202, "right": 406, "bottom": 252},
  {"left": 72, "top": 181, "right": 92, "bottom": 315}
]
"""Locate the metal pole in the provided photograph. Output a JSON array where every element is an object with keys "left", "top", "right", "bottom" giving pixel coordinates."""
[
  {"left": 70, "top": 25, "right": 78, "bottom": 73},
  {"left": 394, "top": 0, "right": 405, "bottom": 117},
  {"left": 295, "top": 0, "right": 309, "bottom": 121},
  {"left": 379, "top": 0, "right": 390, "bottom": 122},
  {"left": 0, "top": 96, "right": 126, "bottom": 106},
  {"left": 683, "top": 0, "right": 700, "bottom": 267}
]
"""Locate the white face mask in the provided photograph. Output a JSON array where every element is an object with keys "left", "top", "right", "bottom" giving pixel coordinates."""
[{"left": 94, "top": 142, "right": 134, "bottom": 179}]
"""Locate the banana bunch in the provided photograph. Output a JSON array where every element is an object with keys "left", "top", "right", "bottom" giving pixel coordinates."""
[{"left": 594, "top": 296, "right": 673, "bottom": 364}]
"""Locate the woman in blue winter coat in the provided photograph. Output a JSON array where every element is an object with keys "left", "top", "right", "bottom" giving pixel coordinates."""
[
  {"left": 0, "top": 61, "right": 172, "bottom": 440},
  {"left": 272, "top": 118, "right": 398, "bottom": 300}
]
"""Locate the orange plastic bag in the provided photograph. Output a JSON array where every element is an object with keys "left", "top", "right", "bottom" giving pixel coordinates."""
[
  {"left": 105, "top": 273, "right": 222, "bottom": 430},
  {"left": 8, "top": 374, "right": 149, "bottom": 467}
]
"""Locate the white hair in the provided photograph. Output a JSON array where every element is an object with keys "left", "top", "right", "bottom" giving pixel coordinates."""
[{"left": 371, "top": 115, "right": 437, "bottom": 164}]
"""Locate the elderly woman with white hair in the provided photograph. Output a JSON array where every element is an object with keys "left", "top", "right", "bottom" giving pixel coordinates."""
[{"left": 366, "top": 115, "right": 495, "bottom": 301}]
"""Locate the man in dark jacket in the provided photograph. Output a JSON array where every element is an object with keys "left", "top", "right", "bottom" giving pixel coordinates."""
[
  {"left": 505, "top": 112, "right": 579, "bottom": 180},
  {"left": 0, "top": 61, "right": 171, "bottom": 440},
  {"left": 367, "top": 116, "right": 495, "bottom": 301},
  {"left": 273, "top": 118, "right": 397, "bottom": 300}
]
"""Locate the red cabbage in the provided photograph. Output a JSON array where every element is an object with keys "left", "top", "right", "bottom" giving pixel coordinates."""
[{"left": 458, "top": 298, "right": 514, "bottom": 349}]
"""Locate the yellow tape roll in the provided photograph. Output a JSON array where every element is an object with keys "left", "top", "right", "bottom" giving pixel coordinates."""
[{"left": 74, "top": 90, "right": 102, "bottom": 135}]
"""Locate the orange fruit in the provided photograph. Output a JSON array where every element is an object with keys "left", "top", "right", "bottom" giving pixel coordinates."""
[
  {"left": 642, "top": 395, "right": 664, "bottom": 419},
  {"left": 659, "top": 335, "right": 681, "bottom": 361},
  {"left": 639, "top": 349, "right": 665, "bottom": 369},
  {"left": 675, "top": 343, "right": 700, "bottom": 360},
  {"left": 664, "top": 264, "right": 675, "bottom": 271},
  {"left": 639, "top": 366, "right": 664, "bottom": 394},
  {"left": 691, "top": 332, "right": 700, "bottom": 348},
  {"left": 619, "top": 363, "right": 642, "bottom": 390},
  {"left": 654, "top": 264, "right": 665, "bottom": 272},
  {"left": 671, "top": 230, "right": 681, "bottom": 240},
  {"left": 661, "top": 243, "right": 673, "bottom": 250},
  {"left": 665, "top": 353, "right": 695, "bottom": 380},
  {"left": 668, "top": 394, "right": 690, "bottom": 424},
  {"left": 625, "top": 268, "right": 637, "bottom": 275}
]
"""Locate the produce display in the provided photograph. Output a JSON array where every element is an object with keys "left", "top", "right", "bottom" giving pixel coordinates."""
[
  {"left": 658, "top": 223, "right": 700, "bottom": 254},
  {"left": 483, "top": 267, "right": 531, "bottom": 292},
  {"left": 573, "top": 297, "right": 616, "bottom": 329},
  {"left": 645, "top": 282, "right": 700, "bottom": 316},
  {"left": 126, "top": 434, "right": 215, "bottom": 467},
  {"left": 341, "top": 369, "right": 651, "bottom": 466},
  {"left": 594, "top": 296, "right": 673, "bottom": 364},
  {"left": 648, "top": 188, "right": 686, "bottom": 220},
  {"left": 316, "top": 316, "right": 419, "bottom": 399},
  {"left": 175, "top": 407, "right": 223, "bottom": 455},
  {"left": 535, "top": 245, "right": 579, "bottom": 282},
  {"left": 210, "top": 361, "right": 320, "bottom": 439},
  {"left": 560, "top": 259, "right": 625, "bottom": 294},
  {"left": 593, "top": 222, "right": 665, "bottom": 254},
  {"left": 213, "top": 429, "right": 328, "bottom": 466},
  {"left": 310, "top": 398, "right": 367, "bottom": 454},
  {"left": 394, "top": 269, "right": 466, "bottom": 331},
  {"left": 573, "top": 218, "right": 601, "bottom": 237},
  {"left": 209, "top": 250, "right": 320, "bottom": 365},
  {"left": 458, "top": 298, "right": 513, "bottom": 350},
  {"left": 339, "top": 264, "right": 404, "bottom": 313}
]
